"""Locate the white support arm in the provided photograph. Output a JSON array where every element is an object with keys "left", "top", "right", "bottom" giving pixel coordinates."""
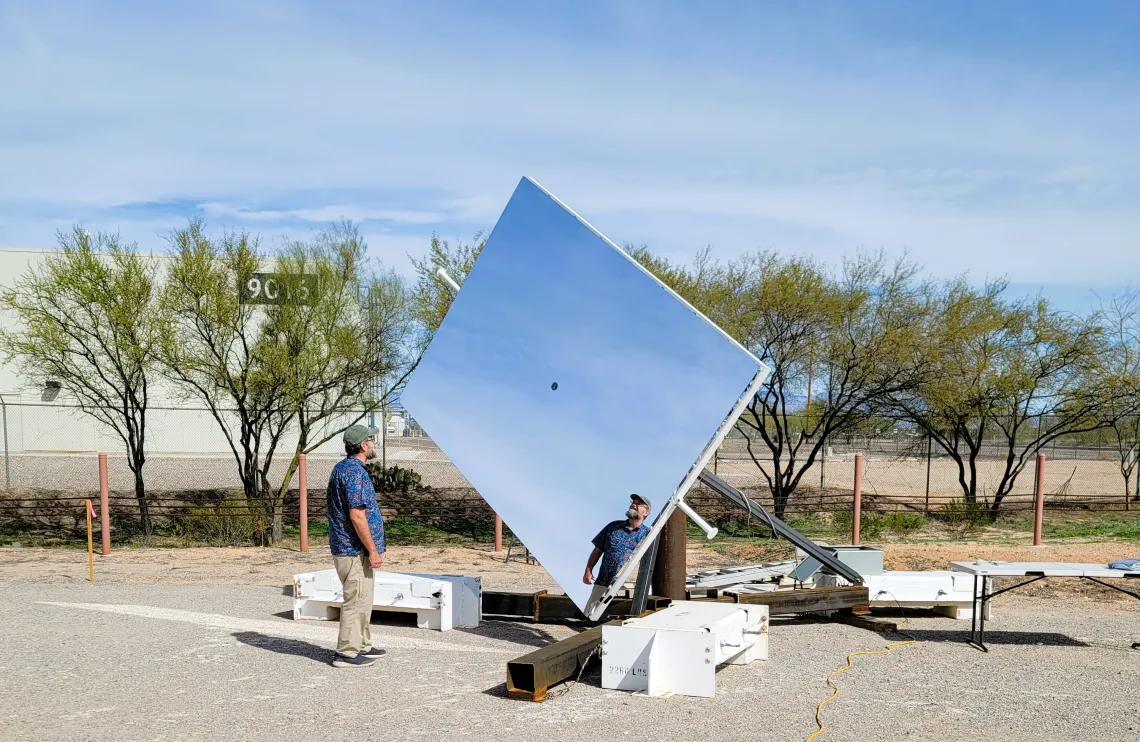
[
  {"left": 677, "top": 499, "right": 718, "bottom": 540},
  {"left": 436, "top": 268, "right": 461, "bottom": 294}
]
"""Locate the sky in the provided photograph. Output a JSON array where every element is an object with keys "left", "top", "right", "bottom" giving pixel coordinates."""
[
  {"left": 400, "top": 178, "right": 766, "bottom": 610},
  {"left": 2, "top": 1, "right": 1139, "bottom": 314}
]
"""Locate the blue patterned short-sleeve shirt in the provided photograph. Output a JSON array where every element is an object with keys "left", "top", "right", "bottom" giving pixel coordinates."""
[
  {"left": 592, "top": 519, "right": 649, "bottom": 587},
  {"left": 327, "top": 457, "right": 386, "bottom": 557}
]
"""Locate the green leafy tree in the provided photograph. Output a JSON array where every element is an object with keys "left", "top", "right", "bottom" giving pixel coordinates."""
[
  {"left": 0, "top": 227, "right": 161, "bottom": 535},
  {"left": 157, "top": 218, "right": 291, "bottom": 543},
  {"left": 890, "top": 279, "right": 1119, "bottom": 516},
  {"left": 1101, "top": 289, "right": 1140, "bottom": 503},
  {"left": 408, "top": 233, "right": 485, "bottom": 336},
  {"left": 629, "top": 246, "right": 933, "bottom": 518},
  {"left": 267, "top": 223, "right": 415, "bottom": 541}
]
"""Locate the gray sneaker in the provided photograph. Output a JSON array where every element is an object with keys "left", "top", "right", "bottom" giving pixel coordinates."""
[
  {"left": 332, "top": 653, "right": 376, "bottom": 668},
  {"left": 359, "top": 647, "right": 387, "bottom": 658}
]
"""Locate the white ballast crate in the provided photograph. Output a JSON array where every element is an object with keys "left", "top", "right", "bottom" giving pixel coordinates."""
[
  {"left": 815, "top": 570, "right": 989, "bottom": 620},
  {"left": 602, "top": 601, "right": 768, "bottom": 697},
  {"left": 293, "top": 569, "right": 481, "bottom": 630}
]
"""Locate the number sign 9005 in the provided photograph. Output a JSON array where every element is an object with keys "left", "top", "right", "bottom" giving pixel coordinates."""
[{"left": 241, "top": 272, "right": 318, "bottom": 305}]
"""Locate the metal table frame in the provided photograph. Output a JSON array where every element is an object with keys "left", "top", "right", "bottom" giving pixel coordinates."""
[{"left": 966, "top": 569, "right": 1140, "bottom": 652}]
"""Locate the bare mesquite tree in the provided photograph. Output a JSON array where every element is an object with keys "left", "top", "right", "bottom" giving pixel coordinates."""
[
  {"left": 158, "top": 218, "right": 292, "bottom": 543},
  {"left": 267, "top": 223, "right": 415, "bottom": 541}
]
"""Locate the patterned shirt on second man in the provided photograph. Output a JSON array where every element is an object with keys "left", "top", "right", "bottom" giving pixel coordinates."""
[
  {"left": 326, "top": 457, "right": 386, "bottom": 557},
  {"left": 592, "top": 519, "right": 649, "bottom": 587}
]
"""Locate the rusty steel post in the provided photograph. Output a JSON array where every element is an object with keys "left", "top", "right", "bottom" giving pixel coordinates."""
[
  {"left": 495, "top": 514, "right": 503, "bottom": 553},
  {"left": 506, "top": 623, "right": 606, "bottom": 701},
  {"left": 1033, "top": 454, "right": 1045, "bottom": 546},
  {"left": 86, "top": 499, "right": 95, "bottom": 581},
  {"left": 299, "top": 454, "right": 309, "bottom": 553},
  {"left": 98, "top": 453, "right": 110, "bottom": 555},
  {"left": 852, "top": 453, "right": 863, "bottom": 546},
  {"left": 924, "top": 435, "right": 933, "bottom": 514},
  {"left": 652, "top": 508, "right": 688, "bottom": 600}
]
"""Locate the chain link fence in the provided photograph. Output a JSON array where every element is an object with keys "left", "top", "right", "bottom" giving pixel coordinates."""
[
  {"left": 2, "top": 403, "right": 1138, "bottom": 545},
  {"left": 708, "top": 432, "right": 1138, "bottom": 516}
]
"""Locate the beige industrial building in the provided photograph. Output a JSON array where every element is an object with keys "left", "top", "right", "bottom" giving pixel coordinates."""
[{"left": 0, "top": 247, "right": 407, "bottom": 489}]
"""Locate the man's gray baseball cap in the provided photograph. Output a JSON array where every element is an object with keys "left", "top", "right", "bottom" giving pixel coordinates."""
[
  {"left": 631, "top": 493, "right": 652, "bottom": 512},
  {"left": 343, "top": 425, "right": 379, "bottom": 445}
]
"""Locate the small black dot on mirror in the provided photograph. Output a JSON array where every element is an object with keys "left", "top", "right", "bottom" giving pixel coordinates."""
[{"left": 551, "top": 382, "right": 558, "bottom": 391}]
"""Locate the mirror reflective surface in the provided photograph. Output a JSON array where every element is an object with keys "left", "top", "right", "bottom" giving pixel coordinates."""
[{"left": 400, "top": 177, "right": 767, "bottom": 613}]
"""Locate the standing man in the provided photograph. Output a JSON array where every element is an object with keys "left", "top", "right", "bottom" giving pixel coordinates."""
[
  {"left": 326, "top": 424, "right": 387, "bottom": 668},
  {"left": 583, "top": 494, "right": 652, "bottom": 617}
]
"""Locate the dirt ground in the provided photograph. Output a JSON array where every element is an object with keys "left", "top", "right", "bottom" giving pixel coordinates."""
[
  {"left": 3, "top": 540, "right": 1138, "bottom": 602},
  {"left": 3, "top": 541, "right": 1139, "bottom": 741}
]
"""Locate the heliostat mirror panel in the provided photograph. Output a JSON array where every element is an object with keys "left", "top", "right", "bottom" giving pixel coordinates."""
[{"left": 400, "top": 177, "right": 768, "bottom": 614}]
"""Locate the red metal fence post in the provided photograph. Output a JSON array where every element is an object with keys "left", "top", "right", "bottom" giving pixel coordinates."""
[
  {"left": 86, "top": 499, "right": 95, "bottom": 581},
  {"left": 1033, "top": 454, "right": 1045, "bottom": 546},
  {"left": 98, "top": 453, "right": 110, "bottom": 555},
  {"left": 494, "top": 514, "right": 503, "bottom": 553},
  {"left": 299, "top": 454, "right": 309, "bottom": 553},
  {"left": 852, "top": 453, "right": 863, "bottom": 545}
]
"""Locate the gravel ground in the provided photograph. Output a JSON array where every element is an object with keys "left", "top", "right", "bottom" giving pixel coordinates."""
[
  {"left": 5, "top": 541, "right": 1140, "bottom": 598},
  {"left": 0, "top": 545, "right": 561, "bottom": 593},
  {"left": 0, "top": 547, "right": 1138, "bottom": 741}
]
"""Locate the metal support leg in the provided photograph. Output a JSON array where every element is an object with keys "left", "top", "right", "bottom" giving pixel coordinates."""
[
  {"left": 977, "top": 577, "right": 989, "bottom": 652},
  {"left": 676, "top": 499, "right": 718, "bottom": 539},
  {"left": 1081, "top": 576, "right": 1140, "bottom": 601},
  {"left": 966, "top": 574, "right": 1047, "bottom": 651},
  {"left": 630, "top": 535, "right": 661, "bottom": 616},
  {"left": 968, "top": 574, "right": 990, "bottom": 651},
  {"left": 963, "top": 573, "right": 1138, "bottom": 652},
  {"left": 505, "top": 535, "right": 533, "bottom": 565},
  {"left": 969, "top": 574, "right": 980, "bottom": 648}
]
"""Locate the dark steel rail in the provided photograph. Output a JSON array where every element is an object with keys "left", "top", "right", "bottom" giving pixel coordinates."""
[{"left": 697, "top": 470, "right": 866, "bottom": 585}]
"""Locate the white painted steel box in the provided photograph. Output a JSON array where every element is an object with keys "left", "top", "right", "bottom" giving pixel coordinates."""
[
  {"left": 602, "top": 601, "right": 768, "bottom": 697},
  {"left": 293, "top": 569, "right": 481, "bottom": 630}
]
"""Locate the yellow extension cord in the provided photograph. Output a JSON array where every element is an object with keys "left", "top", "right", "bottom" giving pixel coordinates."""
[{"left": 804, "top": 613, "right": 917, "bottom": 742}]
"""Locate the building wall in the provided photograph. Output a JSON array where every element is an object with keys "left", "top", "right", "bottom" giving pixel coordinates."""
[
  {"left": 0, "top": 248, "right": 66, "bottom": 396},
  {"left": 0, "top": 247, "right": 398, "bottom": 458}
]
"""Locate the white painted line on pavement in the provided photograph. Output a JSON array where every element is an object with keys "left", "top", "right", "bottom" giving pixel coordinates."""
[{"left": 38, "top": 602, "right": 515, "bottom": 654}]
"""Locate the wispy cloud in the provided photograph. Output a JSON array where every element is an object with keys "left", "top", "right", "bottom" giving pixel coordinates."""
[
  {"left": 1, "top": 0, "right": 1138, "bottom": 301},
  {"left": 197, "top": 202, "right": 448, "bottom": 226}
]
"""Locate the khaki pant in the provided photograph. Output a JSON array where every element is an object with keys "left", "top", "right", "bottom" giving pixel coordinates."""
[{"left": 333, "top": 553, "right": 375, "bottom": 657}]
